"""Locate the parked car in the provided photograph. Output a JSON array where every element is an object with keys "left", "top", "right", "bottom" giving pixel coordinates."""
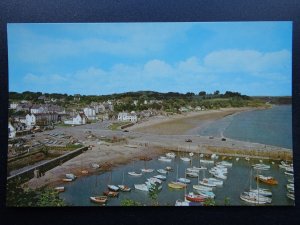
[
  {"left": 185, "top": 139, "right": 192, "bottom": 142},
  {"left": 221, "top": 138, "right": 226, "bottom": 141}
]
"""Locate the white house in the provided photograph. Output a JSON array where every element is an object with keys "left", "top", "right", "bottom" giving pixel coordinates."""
[
  {"left": 26, "top": 114, "right": 36, "bottom": 127},
  {"left": 118, "top": 112, "right": 138, "bottom": 123},
  {"left": 83, "top": 107, "right": 96, "bottom": 120},
  {"left": 8, "top": 122, "right": 16, "bottom": 138},
  {"left": 31, "top": 105, "right": 46, "bottom": 114},
  {"left": 64, "top": 113, "right": 87, "bottom": 125},
  {"left": 10, "top": 102, "right": 18, "bottom": 109}
]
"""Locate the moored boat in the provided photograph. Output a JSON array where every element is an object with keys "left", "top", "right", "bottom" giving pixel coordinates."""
[
  {"left": 193, "top": 184, "right": 213, "bottom": 192},
  {"left": 157, "top": 169, "right": 168, "bottom": 174},
  {"left": 185, "top": 192, "right": 205, "bottom": 202},
  {"left": 249, "top": 188, "right": 272, "bottom": 197},
  {"left": 54, "top": 186, "right": 65, "bottom": 192},
  {"left": 103, "top": 191, "right": 119, "bottom": 197},
  {"left": 255, "top": 175, "right": 278, "bottom": 185},
  {"left": 134, "top": 184, "right": 149, "bottom": 192},
  {"left": 90, "top": 196, "right": 108, "bottom": 204},
  {"left": 158, "top": 156, "right": 172, "bottom": 162},
  {"left": 180, "top": 157, "right": 191, "bottom": 162},
  {"left": 216, "top": 161, "right": 232, "bottom": 167},
  {"left": 200, "top": 159, "right": 214, "bottom": 164},
  {"left": 141, "top": 168, "right": 154, "bottom": 173},
  {"left": 166, "top": 152, "right": 176, "bottom": 158},
  {"left": 128, "top": 171, "right": 143, "bottom": 177},
  {"left": 287, "top": 192, "right": 295, "bottom": 201},
  {"left": 177, "top": 177, "right": 191, "bottom": 184},
  {"left": 107, "top": 185, "right": 120, "bottom": 192},
  {"left": 186, "top": 172, "right": 198, "bottom": 178},
  {"left": 240, "top": 192, "right": 269, "bottom": 205},
  {"left": 117, "top": 185, "right": 131, "bottom": 192},
  {"left": 195, "top": 190, "right": 215, "bottom": 199},
  {"left": 168, "top": 182, "right": 186, "bottom": 189},
  {"left": 65, "top": 173, "right": 76, "bottom": 180},
  {"left": 153, "top": 175, "right": 167, "bottom": 181},
  {"left": 62, "top": 178, "right": 73, "bottom": 182}
]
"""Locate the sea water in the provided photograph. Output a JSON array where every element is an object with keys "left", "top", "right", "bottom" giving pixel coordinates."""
[
  {"left": 197, "top": 105, "right": 292, "bottom": 149},
  {"left": 59, "top": 154, "right": 294, "bottom": 206}
]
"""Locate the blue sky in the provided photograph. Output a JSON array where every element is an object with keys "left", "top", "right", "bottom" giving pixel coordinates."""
[{"left": 7, "top": 22, "right": 292, "bottom": 96}]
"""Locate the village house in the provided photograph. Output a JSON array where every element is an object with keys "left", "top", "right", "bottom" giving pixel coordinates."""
[
  {"left": 83, "top": 107, "right": 96, "bottom": 120},
  {"left": 64, "top": 113, "right": 87, "bottom": 125},
  {"left": 30, "top": 105, "right": 46, "bottom": 114},
  {"left": 9, "top": 102, "right": 18, "bottom": 109},
  {"left": 8, "top": 121, "right": 29, "bottom": 138},
  {"left": 117, "top": 112, "right": 138, "bottom": 123},
  {"left": 25, "top": 113, "right": 59, "bottom": 128}
]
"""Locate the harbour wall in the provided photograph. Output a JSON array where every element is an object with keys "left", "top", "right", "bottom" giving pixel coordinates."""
[{"left": 7, "top": 146, "right": 88, "bottom": 184}]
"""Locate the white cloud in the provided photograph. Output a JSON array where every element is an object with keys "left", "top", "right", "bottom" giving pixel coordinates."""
[
  {"left": 204, "top": 49, "right": 291, "bottom": 75},
  {"left": 21, "top": 49, "right": 291, "bottom": 95}
]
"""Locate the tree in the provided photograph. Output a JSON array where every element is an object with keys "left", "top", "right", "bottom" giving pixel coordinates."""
[
  {"left": 198, "top": 91, "right": 206, "bottom": 96},
  {"left": 214, "top": 90, "right": 220, "bottom": 95}
]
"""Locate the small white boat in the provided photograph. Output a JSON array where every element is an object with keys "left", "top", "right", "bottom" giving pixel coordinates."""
[
  {"left": 287, "top": 192, "right": 295, "bottom": 201},
  {"left": 107, "top": 185, "right": 119, "bottom": 192},
  {"left": 216, "top": 161, "right": 232, "bottom": 167},
  {"left": 181, "top": 157, "right": 191, "bottom": 162},
  {"left": 165, "top": 166, "right": 173, "bottom": 171},
  {"left": 153, "top": 175, "right": 167, "bottom": 181},
  {"left": 284, "top": 171, "right": 294, "bottom": 176},
  {"left": 211, "top": 172, "right": 227, "bottom": 180},
  {"left": 242, "top": 191, "right": 272, "bottom": 203},
  {"left": 250, "top": 188, "right": 272, "bottom": 197},
  {"left": 141, "top": 168, "right": 154, "bottom": 173},
  {"left": 166, "top": 152, "right": 176, "bottom": 158},
  {"left": 91, "top": 163, "right": 100, "bottom": 169},
  {"left": 175, "top": 200, "right": 190, "bottom": 206},
  {"left": 186, "top": 172, "right": 198, "bottom": 178},
  {"left": 195, "top": 190, "right": 215, "bottom": 199},
  {"left": 158, "top": 156, "right": 172, "bottom": 162},
  {"left": 200, "top": 159, "right": 214, "bottom": 164},
  {"left": 189, "top": 152, "right": 194, "bottom": 157},
  {"left": 207, "top": 178, "right": 223, "bottom": 186},
  {"left": 128, "top": 171, "right": 143, "bottom": 176},
  {"left": 211, "top": 154, "right": 217, "bottom": 159},
  {"left": 199, "top": 180, "right": 216, "bottom": 187},
  {"left": 252, "top": 163, "right": 270, "bottom": 169},
  {"left": 236, "top": 158, "right": 239, "bottom": 161},
  {"left": 200, "top": 154, "right": 204, "bottom": 158},
  {"left": 210, "top": 167, "right": 228, "bottom": 173},
  {"left": 240, "top": 192, "right": 269, "bottom": 205},
  {"left": 157, "top": 169, "right": 168, "bottom": 174},
  {"left": 54, "top": 186, "right": 65, "bottom": 192},
  {"left": 134, "top": 184, "right": 148, "bottom": 192},
  {"left": 245, "top": 157, "right": 250, "bottom": 161},
  {"left": 65, "top": 173, "right": 76, "bottom": 180},
  {"left": 288, "top": 178, "right": 294, "bottom": 183},
  {"left": 117, "top": 185, "right": 131, "bottom": 192},
  {"left": 287, "top": 183, "right": 294, "bottom": 192},
  {"left": 193, "top": 185, "right": 213, "bottom": 192},
  {"left": 177, "top": 177, "right": 191, "bottom": 184},
  {"left": 147, "top": 177, "right": 162, "bottom": 184}
]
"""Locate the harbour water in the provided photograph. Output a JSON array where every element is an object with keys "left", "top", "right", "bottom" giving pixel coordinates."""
[
  {"left": 197, "top": 105, "right": 292, "bottom": 149},
  {"left": 59, "top": 153, "right": 294, "bottom": 206}
]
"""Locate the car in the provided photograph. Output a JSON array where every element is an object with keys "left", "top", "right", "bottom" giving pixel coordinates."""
[
  {"left": 221, "top": 138, "right": 226, "bottom": 141},
  {"left": 209, "top": 136, "right": 214, "bottom": 139},
  {"left": 185, "top": 139, "right": 192, "bottom": 142},
  {"left": 31, "top": 134, "right": 35, "bottom": 137},
  {"left": 123, "top": 130, "right": 129, "bottom": 132}
]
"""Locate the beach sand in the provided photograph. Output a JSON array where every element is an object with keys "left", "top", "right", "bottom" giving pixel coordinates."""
[{"left": 130, "top": 107, "right": 253, "bottom": 135}]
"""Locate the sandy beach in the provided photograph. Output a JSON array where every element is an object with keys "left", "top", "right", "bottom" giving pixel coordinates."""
[{"left": 130, "top": 107, "right": 254, "bottom": 135}]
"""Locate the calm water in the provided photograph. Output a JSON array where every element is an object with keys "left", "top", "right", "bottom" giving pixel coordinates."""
[
  {"left": 197, "top": 105, "right": 292, "bottom": 149},
  {"left": 59, "top": 154, "right": 294, "bottom": 206}
]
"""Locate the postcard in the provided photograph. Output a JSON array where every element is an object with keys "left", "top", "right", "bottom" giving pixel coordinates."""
[{"left": 6, "top": 22, "right": 293, "bottom": 206}]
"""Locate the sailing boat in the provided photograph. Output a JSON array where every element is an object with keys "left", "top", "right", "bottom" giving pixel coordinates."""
[
  {"left": 240, "top": 169, "right": 271, "bottom": 204},
  {"left": 103, "top": 172, "right": 119, "bottom": 197},
  {"left": 128, "top": 160, "right": 142, "bottom": 176},
  {"left": 180, "top": 145, "right": 191, "bottom": 162},
  {"left": 118, "top": 171, "right": 131, "bottom": 192},
  {"left": 90, "top": 175, "right": 108, "bottom": 205},
  {"left": 193, "top": 167, "right": 213, "bottom": 192},
  {"left": 107, "top": 170, "right": 120, "bottom": 191},
  {"left": 141, "top": 159, "right": 154, "bottom": 173},
  {"left": 168, "top": 165, "right": 186, "bottom": 189}
]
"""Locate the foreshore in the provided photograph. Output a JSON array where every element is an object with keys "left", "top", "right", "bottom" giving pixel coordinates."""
[
  {"left": 24, "top": 106, "right": 292, "bottom": 190},
  {"left": 129, "top": 107, "right": 256, "bottom": 135}
]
